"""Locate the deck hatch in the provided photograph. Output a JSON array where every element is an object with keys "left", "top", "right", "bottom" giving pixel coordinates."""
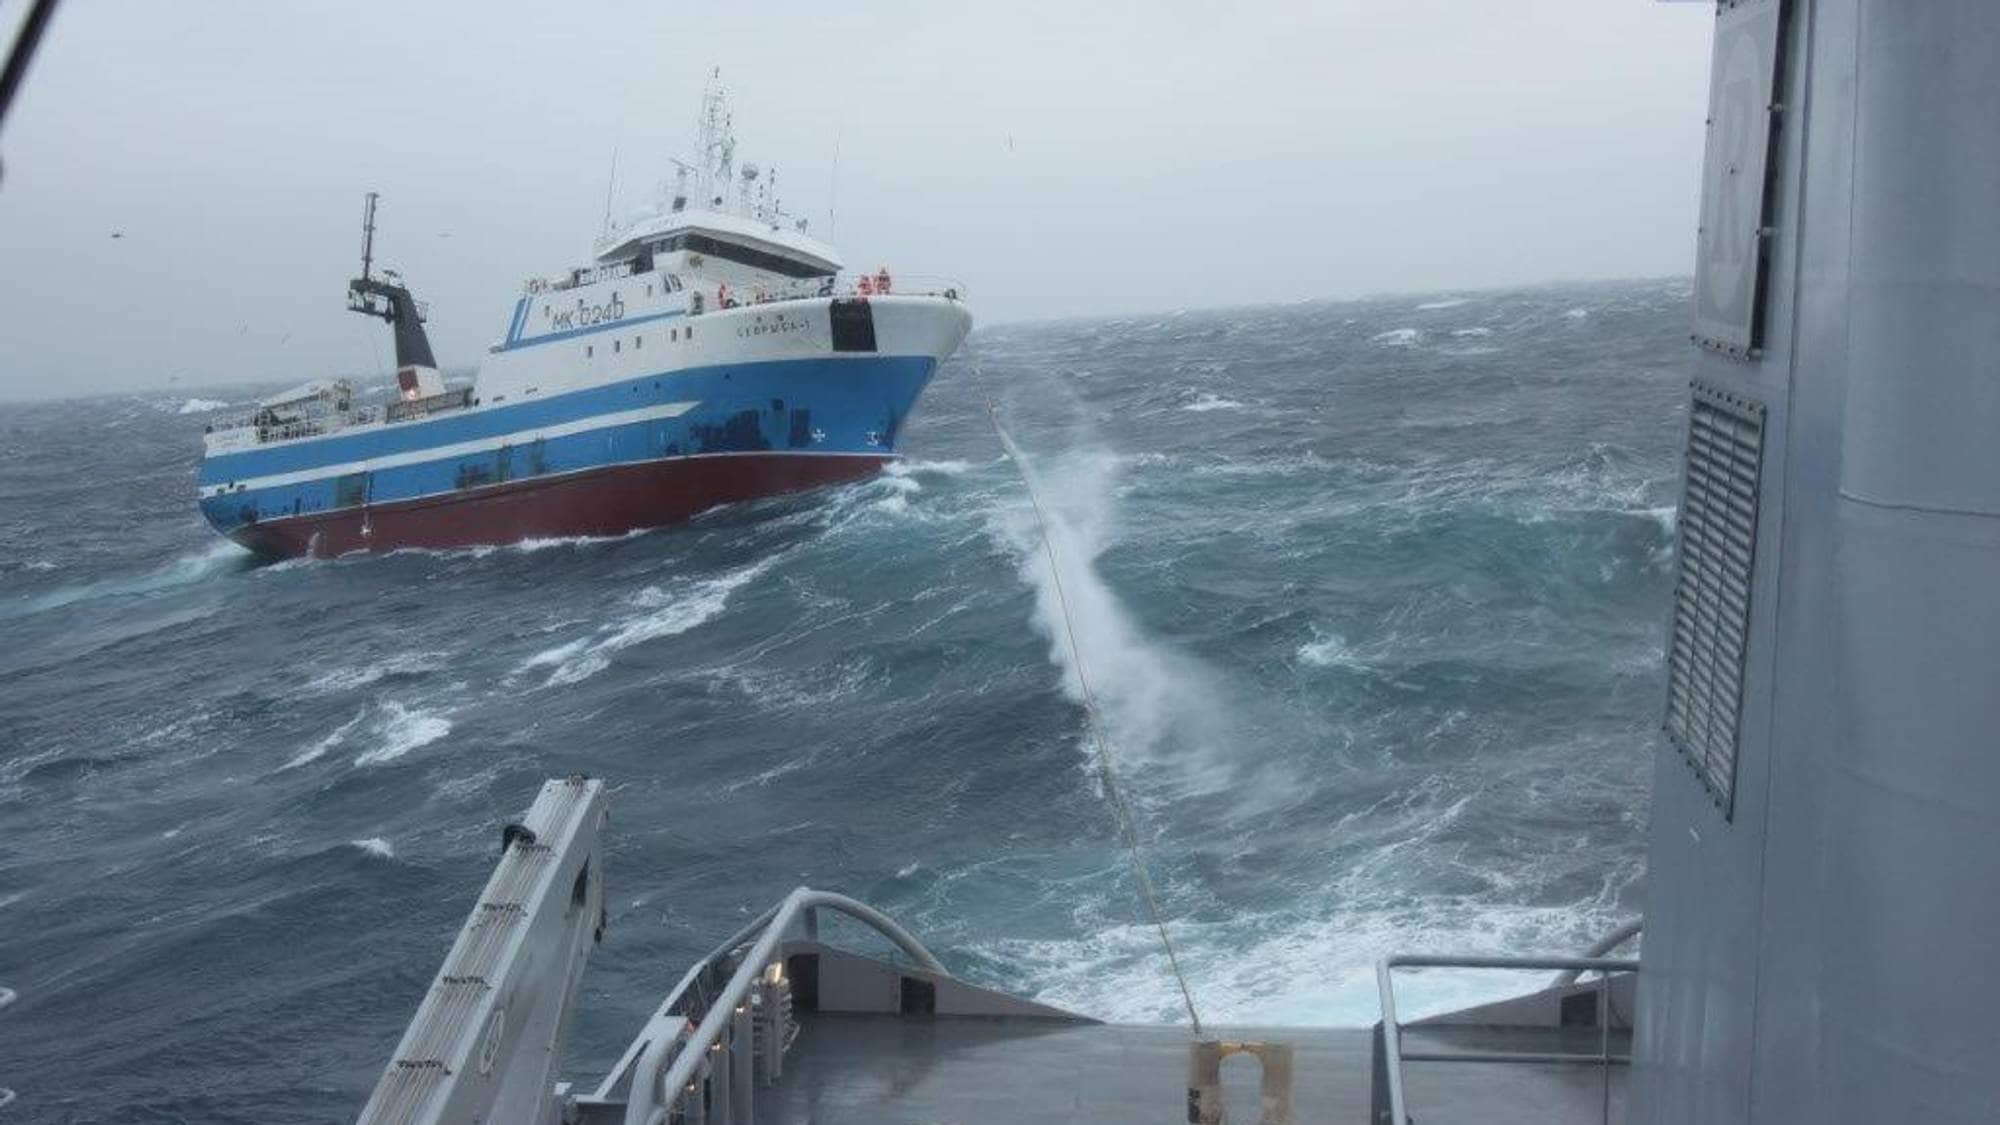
[
  {"left": 1664, "top": 382, "right": 1765, "bottom": 817},
  {"left": 828, "top": 298, "right": 877, "bottom": 353},
  {"left": 1692, "top": 0, "right": 1787, "bottom": 359}
]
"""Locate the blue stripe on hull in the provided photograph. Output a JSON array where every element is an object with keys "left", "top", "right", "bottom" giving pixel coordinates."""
[{"left": 198, "top": 354, "right": 935, "bottom": 536}]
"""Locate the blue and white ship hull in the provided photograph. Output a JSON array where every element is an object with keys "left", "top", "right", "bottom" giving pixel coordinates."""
[{"left": 198, "top": 294, "right": 971, "bottom": 558}]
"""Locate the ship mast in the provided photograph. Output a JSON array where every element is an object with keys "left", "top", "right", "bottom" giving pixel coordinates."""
[{"left": 346, "top": 191, "right": 438, "bottom": 371}]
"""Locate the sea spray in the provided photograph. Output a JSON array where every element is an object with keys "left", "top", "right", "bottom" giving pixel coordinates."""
[{"left": 986, "top": 421, "right": 1219, "bottom": 791}]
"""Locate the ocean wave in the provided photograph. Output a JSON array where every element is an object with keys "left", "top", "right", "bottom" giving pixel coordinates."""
[
  {"left": 282, "top": 702, "right": 452, "bottom": 769},
  {"left": 1297, "top": 629, "right": 1367, "bottom": 670},
  {"left": 1415, "top": 298, "right": 1470, "bottom": 310},
  {"left": 523, "top": 558, "right": 775, "bottom": 687},
  {"left": 974, "top": 761, "right": 1642, "bottom": 1026},
  {"left": 176, "top": 398, "right": 233, "bottom": 415},
  {"left": 348, "top": 837, "right": 396, "bottom": 859},
  {"left": 979, "top": 891, "right": 1636, "bottom": 1027},
  {"left": 1371, "top": 327, "right": 1422, "bottom": 346},
  {"left": 303, "top": 651, "right": 446, "bottom": 696},
  {"left": 891, "top": 458, "right": 977, "bottom": 476},
  {"left": 353, "top": 703, "right": 453, "bottom": 766},
  {"left": 13, "top": 541, "right": 251, "bottom": 617},
  {"left": 1181, "top": 393, "right": 1244, "bottom": 413},
  {"left": 1450, "top": 327, "right": 1493, "bottom": 338},
  {"left": 1186, "top": 450, "right": 1333, "bottom": 479},
  {"left": 281, "top": 712, "right": 366, "bottom": 770},
  {"left": 985, "top": 433, "right": 1241, "bottom": 801}
]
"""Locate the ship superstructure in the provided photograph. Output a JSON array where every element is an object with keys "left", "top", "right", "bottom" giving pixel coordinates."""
[{"left": 197, "top": 75, "right": 969, "bottom": 558}]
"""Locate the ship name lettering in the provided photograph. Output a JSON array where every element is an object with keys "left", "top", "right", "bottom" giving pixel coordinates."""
[{"left": 737, "top": 314, "right": 805, "bottom": 339}]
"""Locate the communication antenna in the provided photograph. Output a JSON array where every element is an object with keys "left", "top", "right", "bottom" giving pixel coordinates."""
[
  {"left": 358, "top": 191, "right": 379, "bottom": 281},
  {"left": 828, "top": 132, "right": 841, "bottom": 240},
  {"left": 600, "top": 145, "right": 619, "bottom": 239}
]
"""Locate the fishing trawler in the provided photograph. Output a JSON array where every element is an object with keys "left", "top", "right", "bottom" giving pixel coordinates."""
[
  {"left": 353, "top": 2, "right": 2000, "bottom": 1122},
  {"left": 196, "top": 76, "right": 969, "bottom": 559}
]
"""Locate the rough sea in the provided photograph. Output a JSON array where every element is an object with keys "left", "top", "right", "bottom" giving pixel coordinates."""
[{"left": 0, "top": 279, "right": 1688, "bottom": 1122}]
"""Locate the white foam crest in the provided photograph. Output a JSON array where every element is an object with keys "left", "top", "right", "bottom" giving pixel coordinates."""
[
  {"left": 518, "top": 637, "right": 591, "bottom": 672},
  {"left": 1371, "top": 327, "right": 1422, "bottom": 346},
  {"left": 176, "top": 398, "right": 232, "bottom": 414},
  {"left": 1181, "top": 393, "right": 1243, "bottom": 413},
  {"left": 1563, "top": 307, "right": 1591, "bottom": 320},
  {"left": 989, "top": 894, "right": 1632, "bottom": 1027},
  {"left": 722, "top": 749, "right": 821, "bottom": 793},
  {"left": 1297, "top": 629, "right": 1367, "bottom": 670},
  {"left": 1187, "top": 450, "right": 1332, "bottom": 479},
  {"left": 890, "top": 458, "right": 976, "bottom": 476},
  {"left": 530, "top": 558, "right": 774, "bottom": 687},
  {"left": 21, "top": 541, "right": 249, "bottom": 615},
  {"left": 353, "top": 702, "right": 453, "bottom": 766},
  {"left": 514, "top": 534, "right": 610, "bottom": 552},
  {"left": 1631, "top": 505, "right": 1678, "bottom": 535},
  {"left": 287, "top": 701, "right": 453, "bottom": 769},
  {"left": 1450, "top": 327, "right": 1493, "bottom": 338},
  {"left": 303, "top": 651, "right": 445, "bottom": 696},
  {"left": 349, "top": 837, "right": 396, "bottom": 859},
  {"left": 281, "top": 711, "right": 365, "bottom": 770},
  {"left": 979, "top": 819, "right": 1640, "bottom": 1028},
  {"left": 1415, "top": 298, "right": 1470, "bottom": 310}
]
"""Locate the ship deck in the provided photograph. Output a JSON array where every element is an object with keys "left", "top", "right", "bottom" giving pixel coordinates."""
[{"left": 757, "top": 1012, "right": 1629, "bottom": 1124}]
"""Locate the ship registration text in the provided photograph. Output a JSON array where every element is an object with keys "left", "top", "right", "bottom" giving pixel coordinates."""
[{"left": 544, "top": 293, "right": 626, "bottom": 331}]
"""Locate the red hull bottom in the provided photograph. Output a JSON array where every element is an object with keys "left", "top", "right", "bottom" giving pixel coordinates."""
[{"left": 228, "top": 452, "right": 892, "bottom": 559}]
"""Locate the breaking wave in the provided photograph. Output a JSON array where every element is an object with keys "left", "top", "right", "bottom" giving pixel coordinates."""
[{"left": 520, "top": 558, "right": 775, "bottom": 687}]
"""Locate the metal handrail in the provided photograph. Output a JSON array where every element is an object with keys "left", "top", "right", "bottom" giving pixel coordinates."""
[
  {"left": 1552, "top": 919, "right": 1643, "bottom": 987},
  {"left": 1376, "top": 954, "right": 1640, "bottom": 1125},
  {"left": 621, "top": 886, "right": 945, "bottom": 1125}
]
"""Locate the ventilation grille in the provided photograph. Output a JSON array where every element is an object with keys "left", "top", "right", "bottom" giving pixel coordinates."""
[{"left": 1665, "top": 383, "right": 1765, "bottom": 816}]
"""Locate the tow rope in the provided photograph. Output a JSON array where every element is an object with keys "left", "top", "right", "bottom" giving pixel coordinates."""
[{"left": 972, "top": 362, "right": 1206, "bottom": 1037}]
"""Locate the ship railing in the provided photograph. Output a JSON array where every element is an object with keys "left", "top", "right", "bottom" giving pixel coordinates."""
[
  {"left": 700, "top": 274, "right": 969, "bottom": 313},
  {"left": 603, "top": 886, "right": 946, "bottom": 1125},
  {"left": 385, "top": 387, "right": 472, "bottom": 423},
  {"left": 841, "top": 272, "right": 967, "bottom": 301},
  {"left": 204, "top": 405, "right": 383, "bottom": 446},
  {"left": 1375, "top": 952, "right": 1640, "bottom": 1125}
]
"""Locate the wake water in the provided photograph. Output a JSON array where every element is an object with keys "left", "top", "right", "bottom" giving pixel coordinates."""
[{"left": 0, "top": 279, "right": 1687, "bottom": 1122}]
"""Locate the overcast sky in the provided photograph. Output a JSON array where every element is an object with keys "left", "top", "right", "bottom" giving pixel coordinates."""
[{"left": 0, "top": 1, "right": 1711, "bottom": 398}]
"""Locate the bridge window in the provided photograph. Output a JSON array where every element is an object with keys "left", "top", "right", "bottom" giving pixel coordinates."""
[{"left": 653, "top": 232, "right": 828, "bottom": 279}]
